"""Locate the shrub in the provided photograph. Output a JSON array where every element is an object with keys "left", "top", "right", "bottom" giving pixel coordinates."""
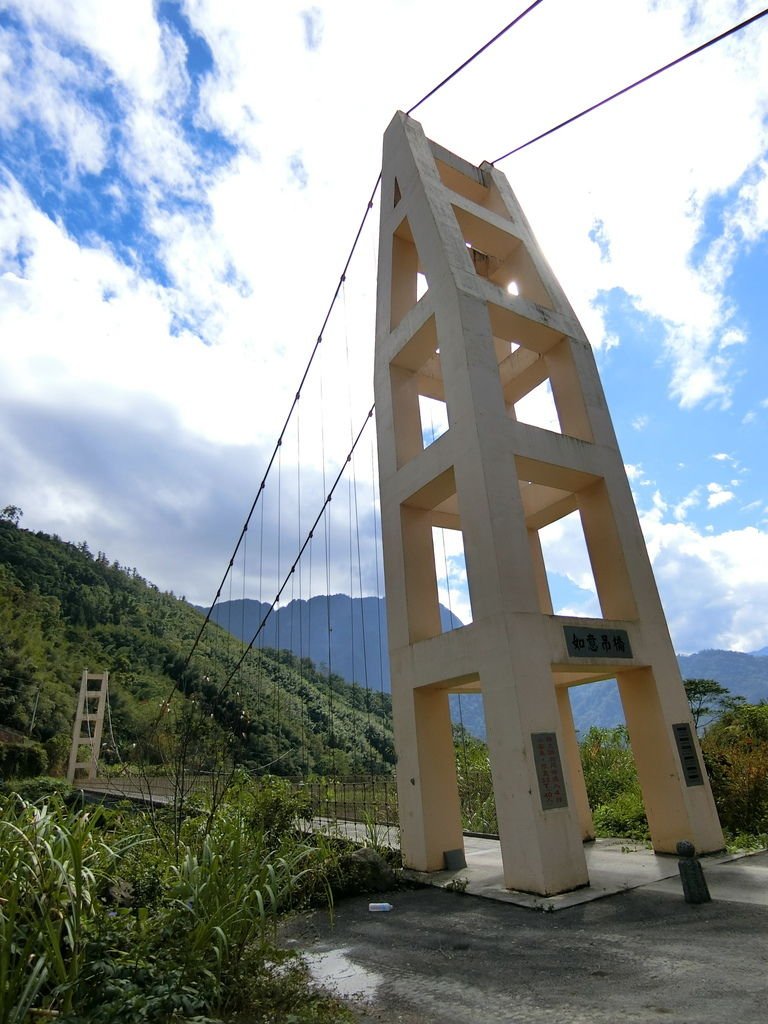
[
  {"left": 592, "top": 788, "right": 649, "bottom": 841},
  {"left": 0, "top": 795, "right": 120, "bottom": 1022},
  {"left": 2, "top": 775, "right": 78, "bottom": 803},
  {"left": 579, "top": 726, "right": 638, "bottom": 806},
  {"left": 0, "top": 739, "right": 48, "bottom": 778},
  {"left": 579, "top": 726, "right": 649, "bottom": 840}
]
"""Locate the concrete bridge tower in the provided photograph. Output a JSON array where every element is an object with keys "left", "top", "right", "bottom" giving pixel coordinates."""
[{"left": 373, "top": 112, "right": 723, "bottom": 896}]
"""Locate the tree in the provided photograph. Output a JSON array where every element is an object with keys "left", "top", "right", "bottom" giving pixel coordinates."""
[
  {"left": 0, "top": 505, "right": 22, "bottom": 526},
  {"left": 684, "top": 678, "right": 743, "bottom": 731},
  {"left": 702, "top": 703, "right": 768, "bottom": 835}
]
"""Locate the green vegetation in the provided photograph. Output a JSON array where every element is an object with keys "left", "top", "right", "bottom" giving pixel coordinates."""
[
  {"left": 0, "top": 519, "right": 395, "bottom": 779},
  {"left": 454, "top": 726, "right": 496, "bottom": 834},
  {"left": 702, "top": 701, "right": 768, "bottom": 842},
  {"left": 0, "top": 779, "right": 364, "bottom": 1023},
  {"left": 579, "top": 725, "right": 649, "bottom": 841}
]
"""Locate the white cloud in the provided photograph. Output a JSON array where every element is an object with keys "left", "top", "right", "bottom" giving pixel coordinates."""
[
  {"left": 652, "top": 490, "right": 668, "bottom": 514},
  {"left": 673, "top": 489, "right": 701, "bottom": 522},
  {"left": 719, "top": 327, "right": 746, "bottom": 349},
  {"left": 711, "top": 452, "right": 733, "bottom": 462},
  {"left": 533, "top": 478, "right": 768, "bottom": 652},
  {"left": 8, "top": 0, "right": 165, "bottom": 104},
  {"left": 706, "top": 483, "right": 735, "bottom": 509},
  {"left": 639, "top": 512, "right": 768, "bottom": 653},
  {"left": 632, "top": 414, "right": 649, "bottom": 431},
  {"left": 0, "top": 178, "right": 292, "bottom": 447},
  {"left": 0, "top": 25, "right": 108, "bottom": 177}
]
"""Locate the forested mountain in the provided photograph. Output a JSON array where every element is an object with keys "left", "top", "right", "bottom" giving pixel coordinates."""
[
  {"left": 211, "top": 597, "right": 768, "bottom": 737},
  {"left": 200, "top": 596, "right": 462, "bottom": 692},
  {"left": 677, "top": 649, "right": 768, "bottom": 701},
  {"left": 568, "top": 650, "right": 768, "bottom": 734},
  {"left": 0, "top": 520, "right": 395, "bottom": 776}
]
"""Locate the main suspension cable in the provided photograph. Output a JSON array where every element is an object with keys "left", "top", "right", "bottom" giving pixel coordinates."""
[
  {"left": 407, "top": 0, "right": 546, "bottom": 115},
  {"left": 492, "top": 7, "right": 768, "bottom": 164}
]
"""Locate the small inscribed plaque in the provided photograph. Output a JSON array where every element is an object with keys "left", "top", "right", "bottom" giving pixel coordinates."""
[
  {"left": 532, "top": 732, "right": 568, "bottom": 810},
  {"left": 673, "top": 723, "right": 704, "bottom": 787},
  {"left": 564, "top": 626, "right": 633, "bottom": 659}
]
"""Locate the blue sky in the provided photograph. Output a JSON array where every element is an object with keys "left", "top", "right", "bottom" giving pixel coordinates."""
[{"left": 0, "top": 0, "right": 767, "bottom": 654}]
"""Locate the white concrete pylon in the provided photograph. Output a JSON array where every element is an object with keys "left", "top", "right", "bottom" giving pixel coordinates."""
[
  {"left": 67, "top": 669, "right": 108, "bottom": 783},
  {"left": 374, "top": 112, "right": 724, "bottom": 897}
]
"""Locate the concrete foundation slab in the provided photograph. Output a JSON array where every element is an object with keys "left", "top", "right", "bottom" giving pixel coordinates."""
[{"left": 404, "top": 835, "right": 759, "bottom": 910}]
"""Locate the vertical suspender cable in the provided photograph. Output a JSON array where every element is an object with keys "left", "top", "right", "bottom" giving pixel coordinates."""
[
  {"left": 319, "top": 354, "right": 336, "bottom": 777},
  {"left": 296, "top": 400, "right": 308, "bottom": 777},
  {"left": 275, "top": 440, "right": 283, "bottom": 764}
]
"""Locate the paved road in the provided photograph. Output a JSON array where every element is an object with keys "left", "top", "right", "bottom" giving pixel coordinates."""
[{"left": 285, "top": 881, "right": 768, "bottom": 1024}]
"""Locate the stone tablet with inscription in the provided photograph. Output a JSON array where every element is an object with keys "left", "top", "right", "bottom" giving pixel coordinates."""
[
  {"left": 531, "top": 732, "right": 568, "bottom": 810},
  {"left": 564, "top": 626, "right": 633, "bottom": 659},
  {"left": 673, "top": 723, "right": 704, "bottom": 786}
]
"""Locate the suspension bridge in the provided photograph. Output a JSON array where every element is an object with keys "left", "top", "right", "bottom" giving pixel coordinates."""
[{"left": 71, "top": 5, "right": 767, "bottom": 899}]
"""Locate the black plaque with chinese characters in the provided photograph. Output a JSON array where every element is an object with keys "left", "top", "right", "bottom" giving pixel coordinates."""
[
  {"left": 673, "top": 723, "right": 704, "bottom": 786},
  {"left": 564, "top": 626, "right": 633, "bottom": 659},
  {"left": 531, "top": 732, "right": 568, "bottom": 810}
]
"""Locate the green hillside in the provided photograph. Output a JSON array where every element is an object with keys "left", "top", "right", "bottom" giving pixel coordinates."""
[{"left": 0, "top": 518, "right": 394, "bottom": 776}]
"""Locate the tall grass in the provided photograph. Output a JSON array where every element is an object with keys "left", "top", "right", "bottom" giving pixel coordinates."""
[
  {"left": 0, "top": 782, "right": 333, "bottom": 1022},
  {"left": 0, "top": 797, "right": 120, "bottom": 1022}
]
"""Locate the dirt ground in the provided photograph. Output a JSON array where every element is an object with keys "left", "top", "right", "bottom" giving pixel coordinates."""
[{"left": 284, "top": 883, "right": 768, "bottom": 1024}]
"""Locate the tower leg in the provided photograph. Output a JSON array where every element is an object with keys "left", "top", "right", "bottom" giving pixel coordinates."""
[
  {"left": 482, "top": 639, "right": 588, "bottom": 895},
  {"left": 394, "top": 686, "right": 464, "bottom": 871},
  {"left": 618, "top": 667, "right": 723, "bottom": 853}
]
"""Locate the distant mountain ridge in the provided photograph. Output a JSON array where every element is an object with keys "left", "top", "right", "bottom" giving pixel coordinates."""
[
  {"left": 677, "top": 648, "right": 768, "bottom": 702},
  {"left": 210, "top": 597, "right": 768, "bottom": 737},
  {"left": 569, "top": 648, "right": 768, "bottom": 736},
  {"left": 198, "top": 595, "right": 462, "bottom": 695}
]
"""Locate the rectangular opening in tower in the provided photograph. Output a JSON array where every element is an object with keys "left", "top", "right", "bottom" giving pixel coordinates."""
[
  {"left": 489, "top": 303, "right": 593, "bottom": 443},
  {"left": 538, "top": 511, "right": 599, "bottom": 618},
  {"left": 390, "top": 216, "right": 429, "bottom": 330},
  {"left": 452, "top": 204, "right": 553, "bottom": 309},
  {"left": 389, "top": 314, "right": 450, "bottom": 467},
  {"left": 419, "top": 394, "right": 449, "bottom": 446},
  {"left": 450, "top": 691, "right": 497, "bottom": 835},
  {"left": 513, "top": 378, "right": 561, "bottom": 432},
  {"left": 432, "top": 525, "right": 473, "bottom": 629}
]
